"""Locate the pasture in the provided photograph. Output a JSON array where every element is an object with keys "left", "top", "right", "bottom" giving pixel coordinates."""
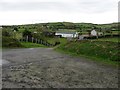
[
  {"left": 56, "top": 37, "right": 119, "bottom": 67},
  {"left": 95, "top": 37, "right": 118, "bottom": 42}
]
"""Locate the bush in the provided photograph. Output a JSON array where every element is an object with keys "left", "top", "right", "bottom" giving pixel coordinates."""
[
  {"left": 23, "top": 29, "right": 32, "bottom": 37},
  {"left": 2, "top": 30, "right": 11, "bottom": 37},
  {"left": 2, "top": 36, "right": 22, "bottom": 48}
]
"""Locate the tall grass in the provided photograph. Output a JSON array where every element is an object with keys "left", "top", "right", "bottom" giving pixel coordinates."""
[
  {"left": 94, "top": 37, "right": 118, "bottom": 42},
  {"left": 56, "top": 40, "right": 119, "bottom": 66},
  {"left": 21, "top": 42, "right": 47, "bottom": 48}
]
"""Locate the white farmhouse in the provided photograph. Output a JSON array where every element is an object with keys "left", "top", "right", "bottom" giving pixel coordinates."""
[
  {"left": 91, "top": 30, "right": 97, "bottom": 36},
  {"left": 55, "top": 31, "right": 78, "bottom": 38}
]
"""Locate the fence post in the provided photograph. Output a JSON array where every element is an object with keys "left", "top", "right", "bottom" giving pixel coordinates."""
[
  {"left": 41, "top": 40, "right": 43, "bottom": 44},
  {"left": 26, "top": 36, "right": 28, "bottom": 42},
  {"left": 38, "top": 40, "right": 40, "bottom": 44},
  {"left": 40, "top": 39, "right": 41, "bottom": 44},
  {"left": 32, "top": 37, "right": 34, "bottom": 43},
  {"left": 45, "top": 41, "right": 47, "bottom": 46},
  {"left": 44, "top": 41, "right": 46, "bottom": 46},
  {"left": 36, "top": 38, "right": 37, "bottom": 43}
]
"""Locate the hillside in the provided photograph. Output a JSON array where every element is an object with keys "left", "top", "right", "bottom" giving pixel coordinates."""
[
  {"left": 2, "top": 22, "right": 118, "bottom": 32},
  {"left": 56, "top": 39, "right": 119, "bottom": 66}
]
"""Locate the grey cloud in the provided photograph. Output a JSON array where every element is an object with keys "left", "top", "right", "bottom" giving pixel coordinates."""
[
  {"left": 0, "top": 2, "right": 61, "bottom": 11},
  {"left": 0, "top": 0, "right": 117, "bottom": 14},
  {"left": 76, "top": 0, "right": 117, "bottom": 13}
]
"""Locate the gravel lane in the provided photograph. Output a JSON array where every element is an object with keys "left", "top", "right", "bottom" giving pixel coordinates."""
[{"left": 2, "top": 48, "right": 119, "bottom": 88}]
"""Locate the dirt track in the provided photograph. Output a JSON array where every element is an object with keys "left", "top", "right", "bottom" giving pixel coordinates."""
[{"left": 2, "top": 48, "right": 118, "bottom": 88}]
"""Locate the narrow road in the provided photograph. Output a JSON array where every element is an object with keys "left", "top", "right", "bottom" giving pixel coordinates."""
[{"left": 2, "top": 48, "right": 118, "bottom": 88}]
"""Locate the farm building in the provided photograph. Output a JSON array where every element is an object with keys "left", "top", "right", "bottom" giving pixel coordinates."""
[
  {"left": 55, "top": 30, "right": 78, "bottom": 38},
  {"left": 78, "top": 30, "right": 98, "bottom": 40},
  {"left": 91, "top": 30, "right": 97, "bottom": 36}
]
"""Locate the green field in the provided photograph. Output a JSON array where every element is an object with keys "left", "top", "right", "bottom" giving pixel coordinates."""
[
  {"left": 94, "top": 37, "right": 119, "bottom": 42},
  {"left": 2, "top": 36, "right": 22, "bottom": 48},
  {"left": 46, "top": 37, "right": 67, "bottom": 45},
  {"left": 56, "top": 38, "right": 119, "bottom": 67},
  {"left": 2, "top": 22, "right": 119, "bottom": 67},
  {"left": 21, "top": 42, "right": 47, "bottom": 48}
]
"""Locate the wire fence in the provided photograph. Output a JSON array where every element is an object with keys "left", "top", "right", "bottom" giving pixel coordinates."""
[{"left": 19, "top": 36, "right": 59, "bottom": 47}]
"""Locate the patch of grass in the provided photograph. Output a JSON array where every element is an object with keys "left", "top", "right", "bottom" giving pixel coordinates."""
[
  {"left": 56, "top": 40, "right": 119, "bottom": 67},
  {"left": 53, "top": 38, "right": 68, "bottom": 48},
  {"left": 21, "top": 42, "right": 47, "bottom": 48},
  {"left": 45, "top": 37, "right": 67, "bottom": 45},
  {"left": 95, "top": 37, "right": 119, "bottom": 42},
  {"left": 112, "top": 31, "right": 119, "bottom": 35},
  {"left": 45, "top": 37, "right": 59, "bottom": 45},
  {"left": 59, "top": 38, "right": 68, "bottom": 44}
]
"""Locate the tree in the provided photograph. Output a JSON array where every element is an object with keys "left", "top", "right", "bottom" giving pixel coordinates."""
[
  {"left": 87, "top": 30, "right": 91, "bottom": 36},
  {"left": 12, "top": 27, "right": 19, "bottom": 38},
  {"left": 2, "top": 30, "right": 11, "bottom": 37},
  {"left": 13, "top": 27, "right": 19, "bottom": 32},
  {"left": 22, "top": 29, "right": 32, "bottom": 37}
]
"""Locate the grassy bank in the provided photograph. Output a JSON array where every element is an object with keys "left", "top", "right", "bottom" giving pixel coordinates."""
[
  {"left": 93, "top": 37, "right": 118, "bottom": 42},
  {"left": 2, "top": 36, "right": 23, "bottom": 48},
  {"left": 56, "top": 40, "right": 119, "bottom": 67},
  {"left": 21, "top": 42, "right": 47, "bottom": 48},
  {"left": 20, "top": 38, "right": 67, "bottom": 48},
  {"left": 2, "top": 36, "right": 47, "bottom": 48}
]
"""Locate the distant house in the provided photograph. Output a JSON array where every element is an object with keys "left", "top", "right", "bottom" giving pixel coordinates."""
[
  {"left": 55, "top": 30, "right": 78, "bottom": 38},
  {"left": 91, "top": 30, "right": 97, "bottom": 36},
  {"left": 78, "top": 30, "right": 98, "bottom": 40}
]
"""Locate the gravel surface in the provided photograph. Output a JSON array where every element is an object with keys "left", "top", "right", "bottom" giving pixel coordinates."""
[{"left": 2, "top": 48, "right": 119, "bottom": 88}]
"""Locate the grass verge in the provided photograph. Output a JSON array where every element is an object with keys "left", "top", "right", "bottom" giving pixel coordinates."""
[
  {"left": 55, "top": 40, "right": 119, "bottom": 67},
  {"left": 21, "top": 42, "right": 47, "bottom": 48},
  {"left": 2, "top": 36, "right": 22, "bottom": 48}
]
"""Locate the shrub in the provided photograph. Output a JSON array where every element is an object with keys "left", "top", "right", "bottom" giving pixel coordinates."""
[
  {"left": 2, "top": 30, "right": 11, "bottom": 37},
  {"left": 2, "top": 36, "right": 22, "bottom": 48}
]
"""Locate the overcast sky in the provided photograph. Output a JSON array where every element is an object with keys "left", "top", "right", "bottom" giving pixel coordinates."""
[{"left": 0, "top": 0, "right": 119, "bottom": 25}]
